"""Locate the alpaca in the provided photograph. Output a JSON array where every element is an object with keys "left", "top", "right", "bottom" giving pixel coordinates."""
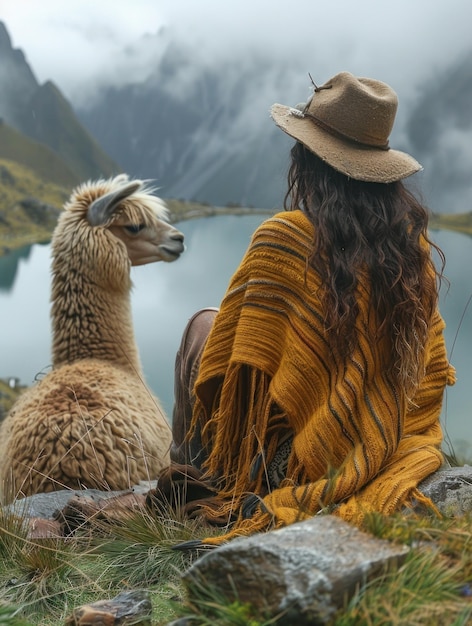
[{"left": 0, "top": 174, "right": 185, "bottom": 502}]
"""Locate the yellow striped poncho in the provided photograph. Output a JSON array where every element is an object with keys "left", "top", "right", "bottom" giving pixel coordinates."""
[{"left": 192, "top": 210, "right": 455, "bottom": 543}]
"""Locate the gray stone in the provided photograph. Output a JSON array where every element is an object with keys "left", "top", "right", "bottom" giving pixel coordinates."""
[
  {"left": 4, "top": 466, "right": 472, "bottom": 525},
  {"left": 182, "top": 515, "right": 409, "bottom": 625},
  {"left": 2, "top": 481, "right": 153, "bottom": 520},
  {"left": 65, "top": 589, "right": 152, "bottom": 625},
  {"left": 418, "top": 464, "right": 472, "bottom": 515}
]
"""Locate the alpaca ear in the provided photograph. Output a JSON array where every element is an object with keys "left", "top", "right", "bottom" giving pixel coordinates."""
[{"left": 87, "top": 181, "right": 142, "bottom": 226}]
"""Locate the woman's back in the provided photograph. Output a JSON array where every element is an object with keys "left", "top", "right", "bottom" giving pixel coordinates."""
[{"left": 284, "top": 144, "right": 443, "bottom": 395}]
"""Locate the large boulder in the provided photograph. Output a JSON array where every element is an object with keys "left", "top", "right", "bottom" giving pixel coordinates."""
[{"left": 181, "top": 515, "right": 409, "bottom": 625}]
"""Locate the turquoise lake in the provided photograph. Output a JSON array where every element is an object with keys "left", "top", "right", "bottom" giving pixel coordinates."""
[{"left": 0, "top": 215, "right": 470, "bottom": 456}]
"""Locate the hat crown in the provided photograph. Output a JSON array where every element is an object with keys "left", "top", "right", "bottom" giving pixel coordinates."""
[{"left": 305, "top": 72, "right": 398, "bottom": 148}]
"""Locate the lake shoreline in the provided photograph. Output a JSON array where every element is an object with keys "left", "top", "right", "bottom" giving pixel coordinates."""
[
  {"left": 0, "top": 204, "right": 276, "bottom": 257},
  {"left": 1, "top": 205, "right": 471, "bottom": 258}
]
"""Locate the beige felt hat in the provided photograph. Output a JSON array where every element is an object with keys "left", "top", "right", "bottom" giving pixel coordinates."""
[{"left": 271, "top": 71, "right": 422, "bottom": 183}]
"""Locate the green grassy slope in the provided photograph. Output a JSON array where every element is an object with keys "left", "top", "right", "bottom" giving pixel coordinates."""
[
  {"left": 0, "top": 159, "right": 66, "bottom": 253},
  {"left": 430, "top": 211, "right": 472, "bottom": 236},
  {"left": 0, "top": 120, "right": 78, "bottom": 188}
]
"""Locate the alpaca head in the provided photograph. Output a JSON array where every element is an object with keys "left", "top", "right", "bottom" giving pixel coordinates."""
[
  {"left": 52, "top": 175, "right": 185, "bottom": 288},
  {"left": 86, "top": 174, "right": 185, "bottom": 266}
]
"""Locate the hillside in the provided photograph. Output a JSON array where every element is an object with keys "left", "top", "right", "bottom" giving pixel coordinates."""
[
  {"left": 0, "top": 119, "right": 79, "bottom": 188},
  {"left": 0, "top": 21, "right": 121, "bottom": 195},
  {"left": 430, "top": 211, "right": 472, "bottom": 236},
  {"left": 0, "top": 161, "right": 275, "bottom": 255},
  {"left": 0, "top": 159, "right": 66, "bottom": 253}
]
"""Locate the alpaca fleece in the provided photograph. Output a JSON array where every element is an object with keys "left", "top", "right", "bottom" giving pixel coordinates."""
[
  {"left": 0, "top": 361, "right": 169, "bottom": 494},
  {"left": 0, "top": 176, "right": 181, "bottom": 501},
  {"left": 190, "top": 210, "right": 455, "bottom": 544}
]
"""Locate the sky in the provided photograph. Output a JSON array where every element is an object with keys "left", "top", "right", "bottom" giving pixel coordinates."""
[{"left": 1, "top": 0, "right": 472, "bottom": 110}]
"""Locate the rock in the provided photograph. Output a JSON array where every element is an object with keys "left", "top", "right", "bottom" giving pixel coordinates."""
[
  {"left": 3, "top": 482, "right": 153, "bottom": 521},
  {"left": 182, "top": 515, "right": 409, "bottom": 625},
  {"left": 27, "top": 517, "right": 63, "bottom": 539},
  {"left": 2, "top": 483, "right": 152, "bottom": 538},
  {"left": 65, "top": 589, "right": 152, "bottom": 626},
  {"left": 418, "top": 464, "right": 472, "bottom": 515},
  {"left": 55, "top": 491, "right": 148, "bottom": 534},
  {"left": 0, "top": 465, "right": 471, "bottom": 543}
]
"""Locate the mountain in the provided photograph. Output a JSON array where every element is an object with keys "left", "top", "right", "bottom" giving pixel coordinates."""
[
  {"left": 1, "top": 19, "right": 471, "bottom": 213},
  {"left": 406, "top": 50, "right": 472, "bottom": 213},
  {"left": 19, "top": 80, "right": 121, "bottom": 183},
  {"left": 0, "top": 21, "right": 120, "bottom": 185},
  {"left": 0, "top": 119, "right": 78, "bottom": 188},
  {"left": 0, "top": 21, "right": 38, "bottom": 130},
  {"left": 74, "top": 38, "right": 472, "bottom": 213},
  {"left": 76, "top": 45, "right": 293, "bottom": 209}
]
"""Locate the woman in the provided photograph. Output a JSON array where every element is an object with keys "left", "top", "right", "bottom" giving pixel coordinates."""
[{"left": 162, "top": 71, "right": 455, "bottom": 544}]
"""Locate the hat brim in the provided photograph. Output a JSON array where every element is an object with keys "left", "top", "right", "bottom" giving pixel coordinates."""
[{"left": 271, "top": 103, "right": 422, "bottom": 183}]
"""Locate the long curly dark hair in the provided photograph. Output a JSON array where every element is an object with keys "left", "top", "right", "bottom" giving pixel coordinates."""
[{"left": 284, "top": 142, "right": 445, "bottom": 394}]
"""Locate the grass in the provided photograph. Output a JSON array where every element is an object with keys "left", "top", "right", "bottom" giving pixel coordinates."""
[
  {"left": 430, "top": 211, "right": 472, "bottom": 236},
  {"left": 336, "top": 511, "right": 472, "bottom": 625},
  {"left": 0, "top": 159, "right": 66, "bottom": 254},
  {"left": 0, "top": 380, "right": 26, "bottom": 423},
  {"left": 0, "top": 606, "right": 31, "bottom": 626},
  {"left": 0, "top": 508, "right": 104, "bottom": 620},
  {"left": 1, "top": 496, "right": 472, "bottom": 625},
  {"left": 0, "top": 499, "right": 225, "bottom": 625},
  {"left": 0, "top": 124, "right": 78, "bottom": 191}
]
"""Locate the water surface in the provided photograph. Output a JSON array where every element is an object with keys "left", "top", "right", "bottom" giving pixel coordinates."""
[{"left": 0, "top": 216, "right": 470, "bottom": 454}]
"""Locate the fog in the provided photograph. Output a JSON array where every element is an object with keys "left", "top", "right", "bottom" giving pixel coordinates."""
[{"left": 2, "top": 0, "right": 472, "bottom": 109}]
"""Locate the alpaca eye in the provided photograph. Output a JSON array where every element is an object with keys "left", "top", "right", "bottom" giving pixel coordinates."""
[{"left": 124, "top": 224, "right": 145, "bottom": 235}]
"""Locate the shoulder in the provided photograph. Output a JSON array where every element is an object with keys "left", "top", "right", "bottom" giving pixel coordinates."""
[
  {"left": 261, "top": 210, "right": 312, "bottom": 229},
  {"left": 238, "top": 211, "right": 314, "bottom": 275},
  {"left": 252, "top": 210, "right": 314, "bottom": 242}
]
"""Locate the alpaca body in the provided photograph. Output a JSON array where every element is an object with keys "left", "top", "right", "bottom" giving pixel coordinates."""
[
  {"left": 0, "top": 175, "right": 184, "bottom": 501},
  {"left": 0, "top": 360, "right": 170, "bottom": 495}
]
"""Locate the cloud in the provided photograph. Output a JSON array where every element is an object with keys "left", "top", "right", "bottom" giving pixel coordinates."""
[
  {"left": 1, "top": 0, "right": 471, "bottom": 210},
  {"left": 1, "top": 0, "right": 471, "bottom": 107},
  {"left": 1, "top": 0, "right": 167, "bottom": 97}
]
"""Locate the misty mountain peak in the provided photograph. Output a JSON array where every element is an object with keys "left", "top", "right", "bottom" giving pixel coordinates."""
[
  {"left": 0, "top": 21, "right": 12, "bottom": 50},
  {"left": 0, "top": 21, "right": 39, "bottom": 130},
  {"left": 0, "top": 20, "right": 119, "bottom": 187},
  {"left": 0, "top": 20, "right": 36, "bottom": 79}
]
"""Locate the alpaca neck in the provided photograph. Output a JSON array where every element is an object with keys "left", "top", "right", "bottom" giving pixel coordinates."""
[{"left": 51, "top": 269, "right": 142, "bottom": 374}]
